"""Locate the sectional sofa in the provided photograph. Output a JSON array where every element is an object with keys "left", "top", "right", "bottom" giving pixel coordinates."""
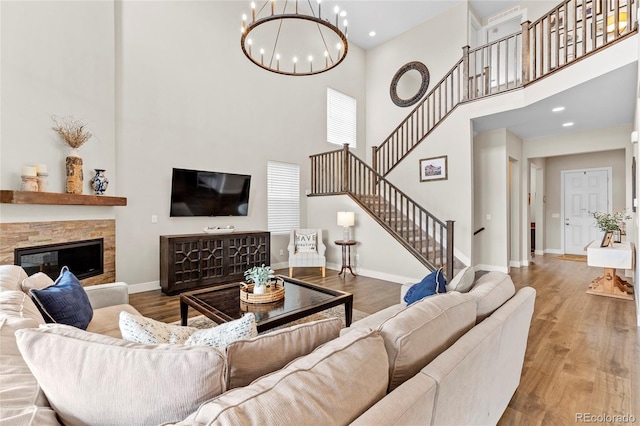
[{"left": 0, "top": 264, "right": 535, "bottom": 425}]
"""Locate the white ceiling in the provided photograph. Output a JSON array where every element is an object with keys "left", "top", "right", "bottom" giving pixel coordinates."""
[
  {"left": 472, "top": 63, "right": 637, "bottom": 140},
  {"left": 324, "top": 0, "right": 520, "bottom": 50}
]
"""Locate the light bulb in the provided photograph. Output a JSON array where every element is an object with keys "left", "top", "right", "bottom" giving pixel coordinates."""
[
  {"left": 340, "top": 10, "right": 347, "bottom": 17},
  {"left": 334, "top": 6, "right": 339, "bottom": 13},
  {"left": 343, "top": 19, "right": 348, "bottom": 26},
  {"left": 324, "top": 51, "right": 328, "bottom": 57},
  {"left": 251, "top": 2, "right": 255, "bottom": 8},
  {"left": 308, "top": 55, "right": 313, "bottom": 62},
  {"left": 248, "top": 39, "right": 253, "bottom": 45},
  {"left": 242, "top": 14, "right": 247, "bottom": 20},
  {"left": 293, "top": 57, "right": 298, "bottom": 63},
  {"left": 260, "top": 48, "right": 264, "bottom": 54},
  {"left": 336, "top": 43, "right": 341, "bottom": 50},
  {"left": 276, "top": 53, "right": 280, "bottom": 60}
]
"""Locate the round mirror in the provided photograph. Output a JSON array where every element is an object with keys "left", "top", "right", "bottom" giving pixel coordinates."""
[{"left": 390, "top": 62, "right": 430, "bottom": 107}]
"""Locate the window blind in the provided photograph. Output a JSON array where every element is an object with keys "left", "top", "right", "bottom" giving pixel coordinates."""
[
  {"left": 267, "top": 161, "right": 300, "bottom": 235},
  {"left": 327, "top": 87, "right": 357, "bottom": 147}
]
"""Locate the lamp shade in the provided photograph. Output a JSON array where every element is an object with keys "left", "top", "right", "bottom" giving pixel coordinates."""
[{"left": 337, "top": 211, "right": 355, "bottom": 227}]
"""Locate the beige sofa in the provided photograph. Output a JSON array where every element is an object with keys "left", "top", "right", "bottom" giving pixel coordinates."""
[{"left": 0, "top": 265, "right": 535, "bottom": 425}]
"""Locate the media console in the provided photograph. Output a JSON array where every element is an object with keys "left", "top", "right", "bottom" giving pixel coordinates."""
[{"left": 160, "top": 231, "right": 270, "bottom": 295}]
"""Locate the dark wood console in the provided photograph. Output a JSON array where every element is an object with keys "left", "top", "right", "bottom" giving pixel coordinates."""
[{"left": 160, "top": 231, "right": 270, "bottom": 295}]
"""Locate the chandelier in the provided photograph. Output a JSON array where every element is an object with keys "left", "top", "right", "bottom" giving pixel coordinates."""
[{"left": 240, "top": 1, "right": 349, "bottom": 76}]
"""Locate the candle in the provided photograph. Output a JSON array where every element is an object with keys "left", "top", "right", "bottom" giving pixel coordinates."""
[
  {"left": 21, "top": 166, "right": 36, "bottom": 177},
  {"left": 34, "top": 164, "right": 47, "bottom": 174}
]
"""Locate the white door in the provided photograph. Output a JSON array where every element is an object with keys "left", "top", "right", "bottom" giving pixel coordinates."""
[{"left": 563, "top": 169, "right": 610, "bottom": 255}]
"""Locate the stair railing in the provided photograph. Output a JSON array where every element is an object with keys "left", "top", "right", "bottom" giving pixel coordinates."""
[
  {"left": 311, "top": 144, "right": 455, "bottom": 279},
  {"left": 370, "top": 0, "right": 636, "bottom": 177}
]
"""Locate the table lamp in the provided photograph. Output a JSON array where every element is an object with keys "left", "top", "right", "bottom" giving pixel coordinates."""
[{"left": 337, "top": 211, "right": 355, "bottom": 241}]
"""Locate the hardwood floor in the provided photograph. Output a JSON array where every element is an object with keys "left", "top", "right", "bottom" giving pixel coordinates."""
[
  {"left": 129, "top": 257, "right": 639, "bottom": 424},
  {"left": 499, "top": 254, "right": 639, "bottom": 425},
  {"left": 128, "top": 267, "right": 401, "bottom": 323}
]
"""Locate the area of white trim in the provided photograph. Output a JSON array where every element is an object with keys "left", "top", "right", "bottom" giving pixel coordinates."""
[
  {"left": 327, "top": 262, "right": 418, "bottom": 284},
  {"left": 127, "top": 280, "right": 160, "bottom": 294},
  {"left": 535, "top": 249, "right": 545, "bottom": 255},
  {"left": 509, "top": 260, "right": 523, "bottom": 268},
  {"left": 544, "top": 249, "right": 563, "bottom": 254},
  {"left": 475, "top": 264, "right": 509, "bottom": 273}
]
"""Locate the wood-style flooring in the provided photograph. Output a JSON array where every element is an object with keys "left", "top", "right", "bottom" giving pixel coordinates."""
[{"left": 128, "top": 256, "right": 639, "bottom": 424}]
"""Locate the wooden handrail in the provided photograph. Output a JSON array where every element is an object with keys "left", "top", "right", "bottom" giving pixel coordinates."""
[
  {"left": 371, "top": 0, "right": 636, "bottom": 177},
  {"left": 310, "top": 0, "right": 637, "bottom": 279}
]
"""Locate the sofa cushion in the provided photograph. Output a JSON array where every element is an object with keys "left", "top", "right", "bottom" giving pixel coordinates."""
[
  {"left": 0, "top": 265, "right": 28, "bottom": 292},
  {"left": 0, "top": 290, "right": 45, "bottom": 325},
  {"left": 468, "top": 271, "right": 516, "bottom": 322},
  {"left": 375, "top": 292, "right": 477, "bottom": 391},
  {"left": 0, "top": 315, "right": 60, "bottom": 426},
  {"left": 30, "top": 266, "right": 93, "bottom": 329},
  {"left": 178, "top": 328, "right": 388, "bottom": 426},
  {"left": 446, "top": 266, "right": 475, "bottom": 293},
  {"left": 85, "top": 304, "right": 141, "bottom": 338},
  {"left": 15, "top": 324, "right": 226, "bottom": 426},
  {"left": 225, "top": 317, "right": 342, "bottom": 389},
  {"left": 403, "top": 268, "right": 446, "bottom": 305}
]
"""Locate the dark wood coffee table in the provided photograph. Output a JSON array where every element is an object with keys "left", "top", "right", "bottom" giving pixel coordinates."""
[{"left": 180, "top": 275, "right": 353, "bottom": 333}]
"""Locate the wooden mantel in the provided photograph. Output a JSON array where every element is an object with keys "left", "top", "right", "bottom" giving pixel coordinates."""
[{"left": 0, "top": 190, "right": 126, "bottom": 206}]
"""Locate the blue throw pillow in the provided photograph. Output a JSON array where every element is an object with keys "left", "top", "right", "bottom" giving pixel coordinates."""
[
  {"left": 30, "top": 266, "right": 93, "bottom": 330},
  {"left": 403, "top": 268, "right": 447, "bottom": 305}
]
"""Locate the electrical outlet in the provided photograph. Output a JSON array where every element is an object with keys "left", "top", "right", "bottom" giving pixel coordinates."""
[
  {"left": 151, "top": 215, "right": 158, "bottom": 223},
  {"left": 279, "top": 249, "right": 284, "bottom": 256}
]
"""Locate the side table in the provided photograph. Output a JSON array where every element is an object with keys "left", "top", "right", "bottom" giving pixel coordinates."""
[
  {"left": 334, "top": 240, "right": 357, "bottom": 277},
  {"left": 586, "top": 241, "right": 634, "bottom": 300}
]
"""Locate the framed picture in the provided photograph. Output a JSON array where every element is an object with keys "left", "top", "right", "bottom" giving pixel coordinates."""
[
  {"left": 420, "top": 155, "right": 448, "bottom": 182},
  {"left": 600, "top": 231, "right": 613, "bottom": 247}
]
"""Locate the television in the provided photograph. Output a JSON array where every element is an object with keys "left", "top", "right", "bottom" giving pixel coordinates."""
[{"left": 170, "top": 168, "right": 251, "bottom": 217}]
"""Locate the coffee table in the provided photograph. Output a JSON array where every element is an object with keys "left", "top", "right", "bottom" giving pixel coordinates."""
[{"left": 180, "top": 275, "right": 353, "bottom": 333}]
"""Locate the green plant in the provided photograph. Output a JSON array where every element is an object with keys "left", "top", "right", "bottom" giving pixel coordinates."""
[
  {"left": 243, "top": 264, "right": 274, "bottom": 286},
  {"left": 592, "top": 210, "right": 631, "bottom": 232}
]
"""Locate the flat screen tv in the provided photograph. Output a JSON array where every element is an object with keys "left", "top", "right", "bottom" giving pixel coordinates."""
[{"left": 170, "top": 168, "right": 251, "bottom": 217}]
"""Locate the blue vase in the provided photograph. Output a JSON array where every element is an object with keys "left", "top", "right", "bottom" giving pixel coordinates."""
[{"left": 91, "top": 169, "right": 109, "bottom": 195}]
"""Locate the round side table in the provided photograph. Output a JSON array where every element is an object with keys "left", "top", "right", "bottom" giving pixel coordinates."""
[{"left": 334, "top": 240, "right": 357, "bottom": 277}]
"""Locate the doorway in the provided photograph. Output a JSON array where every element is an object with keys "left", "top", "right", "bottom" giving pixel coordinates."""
[{"left": 562, "top": 168, "right": 611, "bottom": 255}]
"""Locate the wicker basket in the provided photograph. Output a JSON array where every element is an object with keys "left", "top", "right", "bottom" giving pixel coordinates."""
[{"left": 240, "top": 280, "right": 285, "bottom": 304}]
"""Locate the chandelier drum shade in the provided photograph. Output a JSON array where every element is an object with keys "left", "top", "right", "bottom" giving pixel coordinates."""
[{"left": 240, "top": 1, "right": 349, "bottom": 76}]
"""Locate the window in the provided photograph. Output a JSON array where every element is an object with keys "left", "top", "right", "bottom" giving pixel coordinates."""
[
  {"left": 327, "top": 87, "right": 356, "bottom": 147},
  {"left": 267, "top": 161, "right": 300, "bottom": 235}
]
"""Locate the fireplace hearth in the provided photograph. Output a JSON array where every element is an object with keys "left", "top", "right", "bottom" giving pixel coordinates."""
[{"left": 15, "top": 239, "right": 104, "bottom": 280}]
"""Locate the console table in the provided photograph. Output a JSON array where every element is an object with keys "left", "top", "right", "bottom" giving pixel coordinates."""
[
  {"left": 160, "top": 231, "right": 270, "bottom": 295},
  {"left": 586, "top": 241, "right": 634, "bottom": 300},
  {"left": 334, "top": 240, "right": 357, "bottom": 277}
]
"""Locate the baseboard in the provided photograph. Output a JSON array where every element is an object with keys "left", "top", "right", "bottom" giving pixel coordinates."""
[
  {"left": 271, "top": 261, "right": 289, "bottom": 270},
  {"left": 128, "top": 280, "right": 160, "bottom": 294},
  {"left": 535, "top": 250, "right": 545, "bottom": 255},
  {"left": 475, "top": 264, "right": 509, "bottom": 273},
  {"left": 326, "top": 262, "right": 417, "bottom": 284},
  {"left": 509, "top": 260, "right": 522, "bottom": 268},
  {"left": 544, "top": 249, "right": 563, "bottom": 255}
]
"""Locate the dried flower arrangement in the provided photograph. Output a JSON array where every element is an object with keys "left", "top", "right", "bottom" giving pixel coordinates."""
[{"left": 51, "top": 116, "right": 92, "bottom": 149}]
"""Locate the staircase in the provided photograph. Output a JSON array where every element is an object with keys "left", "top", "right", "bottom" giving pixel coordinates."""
[{"left": 310, "top": 0, "right": 637, "bottom": 280}]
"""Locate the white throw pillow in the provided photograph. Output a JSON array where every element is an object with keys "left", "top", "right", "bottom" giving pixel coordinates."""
[
  {"left": 15, "top": 324, "right": 226, "bottom": 426},
  {"left": 120, "top": 311, "right": 258, "bottom": 349},
  {"left": 186, "top": 313, "right": 257, "bottom": 348},
  {"left": 295, "top": 232, "right": 317, "bottom": 253},
  {"left": 446, "top": 266, "right": 476, "bottom": 293},
  {"left": 119, "top": 311, "right": 198, "bottom": 344},
  {"left": 21, "top": 272, "right": 54, "bottom": 293}
]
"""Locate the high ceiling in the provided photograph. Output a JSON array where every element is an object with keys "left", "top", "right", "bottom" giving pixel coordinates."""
[{"left": 322, "top": 0, "right": 520, "bottom": 50}]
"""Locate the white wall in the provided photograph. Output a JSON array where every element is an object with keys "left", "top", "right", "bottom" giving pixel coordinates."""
[
  {"left": 0, "top": 0, "right": 116, "bottom": 220},
  {"left": 307, "top": 195, "right": 428, "bottom": 283},
  {"left": 365, "top": 3, "right": 469, "bottom": 161},
  {"left": 114, "top": 1, "right": 367, "bottom": 286}
]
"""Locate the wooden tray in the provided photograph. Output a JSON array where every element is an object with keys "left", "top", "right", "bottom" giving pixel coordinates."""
[{"left": 240, "top": 281, "right": 285, "bottom": 304}]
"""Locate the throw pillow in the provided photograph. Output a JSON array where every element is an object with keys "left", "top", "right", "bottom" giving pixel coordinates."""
[
  {"left": 295, "top": 232, "right": 317, "bottom": 253},
  {"left": 15, "top": 324, "right": 226, "bottom": 426},
  {"left": 186, "top": 313, "right": 257, "bottom": 348},
  {"left": 403, "top": 268, "right": 447, "bottom": 305},
  {"left": 21, "top": 272, "right": 54, "bottom": 293},
  {"left": 446, "top": 266, "right": 475, "bottom": 293},
  {"left": 29, "top": 266, "right": 93, "bottom": 330},
  {"left": 119, "top": 311, "right": 198, "bottom": 344}
]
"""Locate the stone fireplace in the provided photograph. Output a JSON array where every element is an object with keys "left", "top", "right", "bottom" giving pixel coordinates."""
[{"left": 0, "top": 220, "right": 116, "bottom": 285}]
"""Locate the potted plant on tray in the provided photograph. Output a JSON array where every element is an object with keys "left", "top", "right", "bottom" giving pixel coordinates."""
[{"left": 243, "top": 264, "right": 275, "bottom": 294}]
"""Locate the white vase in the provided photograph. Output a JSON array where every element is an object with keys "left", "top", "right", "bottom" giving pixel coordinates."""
[{"left": 253, "top": 284, "right": 266, "bottom": 294}]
